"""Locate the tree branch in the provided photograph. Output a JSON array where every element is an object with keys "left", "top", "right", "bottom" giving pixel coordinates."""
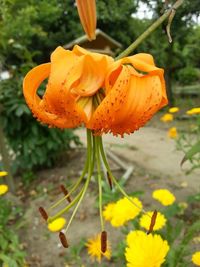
[{"left": 116, "top": 0, "right": 184, "bottom": 60}]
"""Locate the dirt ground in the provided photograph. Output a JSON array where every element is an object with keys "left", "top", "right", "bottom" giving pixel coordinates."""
[{"left": 13, "top": 114, "right": 200, "bottom": 267}]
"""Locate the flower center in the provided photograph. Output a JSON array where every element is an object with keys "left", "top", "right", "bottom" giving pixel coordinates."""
[{"left": 77, "top": 89, "right": 105, "bottom": 120}]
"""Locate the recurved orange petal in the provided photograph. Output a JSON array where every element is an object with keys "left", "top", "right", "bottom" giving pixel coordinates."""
[
  {"left": 76, "top": 0, "right": 96, "bottom": 41},
  {"left": 88, "top": 65, "right": 131, "bottom": 134},
  {"left": 23, "top": 62, "right": 86, "bottom": 129},
  {"left": 71, "top": 55, "right": 108, "bottom": 97},
  {"left": 89, "top": 54, "right": 168, "bottom": 135},
  {"left": 120, "top": 53, "right": 167, "bottom": 105}
]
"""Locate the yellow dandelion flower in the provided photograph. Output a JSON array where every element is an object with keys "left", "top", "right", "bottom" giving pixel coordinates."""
[
  {"left": 186, "top": 107, "right": 200, "bottom": 115},
  {"left": 139, "top": 211, "right": 167, "bottom": 231},
  {"left": 47, "top": 217, "right": 66, "bottom": 232},
  {"left": 192, "top": 251, "right": 200, "bottom": 266},
  {"left": 0, "top": 171, "right": 8, "bottom": 177},
  {"left": 152, "top": 189, "right": 175, "bottom": 206},
  {"left": 103, "top": 202, "right": 115, "bottom": 221},
  {"left": 125, "top": 230, "right": 169, "bottom": 267},
  {"left": 0, "top": 184, "right": 8, "bottom": 195},
  {"left": 169, "top": 107, "right": 179, "bottom": 113},
  {"left": 109, "top": 197, "right": 142, "bottom": 227},
  {"left": 168, "top": 127, "right": 178, "bottom": 139},
  {"left": 160, "top": 113, "right": 173, "bottom": 122},
  {"left": 86, "top": 233, "right": 111, "bottom": 263}
]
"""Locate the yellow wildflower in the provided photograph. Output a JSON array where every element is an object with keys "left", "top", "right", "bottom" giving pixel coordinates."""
[
  {"left": 139, "top": 211, "right": 167, "bottom": 231},
  {"left": 160, "top": 113, "right": 173, "bottom": 122},
  {"left": 103, "top": 197, "right": 142, "bottom": 227},
  {"left": 169, "top": 107, "right": 179, "bottom": 113},
  {"left": 125, "top": 230, "right": 169, "bottom": 267},
  {"left": 103, "top": 202, "right": 115, "bottom": 221},
  {"left": 186, "top": 107, "right": 200, "bottom": 115},
  {"left": 152, "top": 189, "right": 175, "bottom": 206},
  {"left": 0, "top": 171, "right": 8, "bottom": 177},
  {"left": 47, "top": 217, "right": 66, "bottom": 232},
  {"left": 192, "top": 251, "right": 200, "bottom": 266},
  {"left": 0, "top": 184, "right": 8, "bottom": 195},
  {"left": 86, "top": 233, "right": 111, "bottom": 263},
  {"left": 168, "top": 127, "right": 178, "bottom": 138}
]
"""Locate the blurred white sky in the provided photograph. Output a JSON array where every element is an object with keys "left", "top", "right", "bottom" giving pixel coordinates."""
[
  {"left": 134, "top": 2, "right": 153, "bottom": 19},
  {"left": 134, "top": 1, "right": 200, "bottom": 24}
]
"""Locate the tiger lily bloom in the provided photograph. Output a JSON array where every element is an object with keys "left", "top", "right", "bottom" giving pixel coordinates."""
[
  {"left": 23, "top": 46, "right": 167, "bottom": 249},
  {"left": 23, "top": 45, "right": 167, "bottom": 136},
  {"left": 76, "top": 0, "right": 96, "bottom": 40}
]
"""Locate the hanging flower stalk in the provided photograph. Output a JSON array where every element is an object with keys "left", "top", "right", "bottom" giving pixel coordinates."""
[{"left": 23, "top": 0, "right": 184, "bottom": 252}]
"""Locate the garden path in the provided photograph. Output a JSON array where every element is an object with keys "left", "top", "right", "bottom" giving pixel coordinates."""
[{"left": 76, "top": 126, "right": 200, "bottom": 194}]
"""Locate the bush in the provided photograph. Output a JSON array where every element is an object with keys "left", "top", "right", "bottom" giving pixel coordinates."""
[
  {"left": 177, "top": 66, "right": 200, "bottom": 85},
  {"left": 0, "top": 72, "right": 81, "bottom": 172},
  {"left": 0, "top": 198, "right": 26, "bottom": 266}
]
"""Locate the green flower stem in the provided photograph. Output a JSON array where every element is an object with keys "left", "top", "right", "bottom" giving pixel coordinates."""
[
  {"left": 47, "top": 187, "right": 85, "bottom": 223},
  {"left": 115, "top": 0, "right": 184, "bottom": 60},
  {"left": 98, "top": 137, "right": 151, "bottom": 218},
  {"left": 48, "top": 170, "right": 87, "bottom": 211},
  {"left": 48, "top": 131, "right": 90, "bottom": 212},
  {"left": 64, "top": 129, "right": 95, "bottom": 233},
  {"left": 48, "top": 129, "right": 94, "bottom": 223},
  {"left": 95, "top": 136, "right": 104, "bottom": 231}
]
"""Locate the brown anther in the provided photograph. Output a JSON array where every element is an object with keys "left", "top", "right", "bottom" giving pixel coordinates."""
[
  {"left": 106, "top": 172, "right": 113, "bottom": 190},
  {"left": 60, "top": 184, "right": 72, "bottom": 203},
  {"left": 101, "top": 231, "right": 107, "bottom": 253},
  {"left": 38, "top": 207, "right": 48, "bottom": 221},
  {"left": 147, "top": 210, "right": 158, "bottom": 235},
  {"left": 59, "top": 232, "right": 69, "bottom": 248}
]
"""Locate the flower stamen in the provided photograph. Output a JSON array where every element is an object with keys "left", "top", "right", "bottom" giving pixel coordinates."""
[
  {"left": 101, "top": 231, "right": 107, "bottom": 253},
  {"left": 59, "top": 231, "right": 69, "bottom": 248},
  {"left": 38, "top": 207, "right": 48, "bottom": 221},
  {"left": 60, "top": 184, "right": 72, "bottom": 203},
  {"left": 106, "top": 171, "right": 113, "bottom": 190},
  {"left": 147, "top": 210, "right": 158, "bottom": 234}
]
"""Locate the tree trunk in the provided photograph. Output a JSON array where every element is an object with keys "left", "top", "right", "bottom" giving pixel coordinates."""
[{"left": 0, "top": 113, "right": 15, "bottom": 193}]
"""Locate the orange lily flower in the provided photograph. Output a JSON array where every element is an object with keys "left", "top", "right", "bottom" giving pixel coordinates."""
[
  {"left": 23, "top": 45, "right": 113, "bottom": 129},
  {"left": 25, "top": 47, "right": 168, "bottom": 248},
  {"left": 23, "top": 46, "right": 167, "bottom": 136},
  {"left": 76, "top": 0, "right": 96, "bottom": 41}
]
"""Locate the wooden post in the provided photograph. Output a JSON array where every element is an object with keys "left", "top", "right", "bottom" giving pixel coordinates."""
[{"left": 0, "top": 105, "right": 15, "bottom": 193}]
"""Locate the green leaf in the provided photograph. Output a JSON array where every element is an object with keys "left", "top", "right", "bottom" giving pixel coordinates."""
[
  {"left": 15, "top": 106, "right": 24, "bottom": 117},
  {"left": 181, "top": 140, "right": 200, "bottom": 166}
]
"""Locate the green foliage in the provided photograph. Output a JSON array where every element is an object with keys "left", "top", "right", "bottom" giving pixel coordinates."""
[
  {"left": 97, "top": 0, "right": 137, "bottom": 47},
  {"left": 177, "top": 67, "right": 200, "bottom": 85},
  {"left": 0, "top": 198, "right": 26, "bottom": 267},
  {"left": 0, "top": 0, "right": 83, "bottom": 65},
  {"left": 176, "top": 114, "right": 200, "bottom": 173},
  {"left": 181, "top": 140, "right": 200, "bottom": 166},
  {"left": 138, "top": 0, "right": 200, "bottom": 104},
  {"left": 0, "top": 0, "right": 83, "bottom": 172}
]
